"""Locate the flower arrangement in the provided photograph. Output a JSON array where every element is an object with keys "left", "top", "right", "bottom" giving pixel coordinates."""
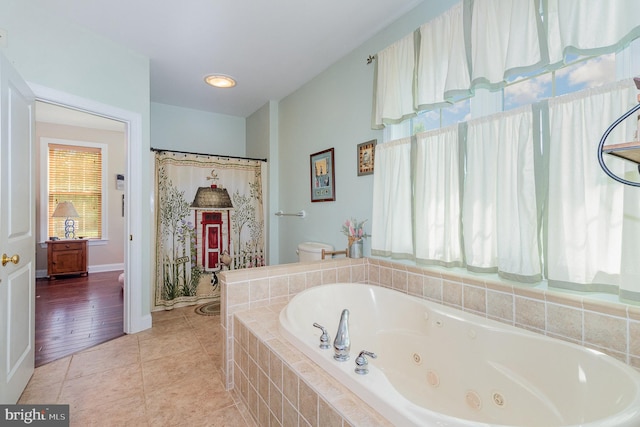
[{"left": 341, "top": 218, "right": 370, "bottom": 247}]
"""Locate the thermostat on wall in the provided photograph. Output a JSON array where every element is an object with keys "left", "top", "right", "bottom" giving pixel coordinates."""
[{"left": 116, "top": 174, "right": 125, "bottom": 191}]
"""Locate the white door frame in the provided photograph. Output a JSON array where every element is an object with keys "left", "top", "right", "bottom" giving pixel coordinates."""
[{"left": 29, "top": 83, "right": 150, "bottom": 334}]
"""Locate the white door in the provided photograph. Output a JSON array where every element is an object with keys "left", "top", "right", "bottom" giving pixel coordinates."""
[{"left": 0, "top": 53, "right": 36, "bottom": 403}]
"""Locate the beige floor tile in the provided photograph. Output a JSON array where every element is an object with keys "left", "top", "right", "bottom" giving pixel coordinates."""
[
  {"left": 59, "top": 364, "right": 144, "bottom": 413},
  {"left": 184, "top": 304, "right": 214, "bottom": 318},
  {"left": 144, "top": 376, "right": 235, "bottom": 427},
  {"left": 70, "top": 392, "right": 148, "bottom": 427},
  {"left": 18, "top": 379, "right": 63, "bottom": 404},
  {"left": 26, "top": 304, "right": 248, "bottom": 427},
  {"left": 18, "top": 356, "right": 71, "bottom": 404},
  {"left": 204, "top": 405, "right": 252, "bottom": 427},
  {"left": 190, "top": 315, "right": 221, "bottom": 334},
  {"left": 141, "top": 348, "right": 219, "bottom": 391},
  {"left": 138, "top": 329, "right": 204, "bottom": 362},
  {"left": 66, "top": 337, "right": 140, "bottom": 379},
  {"left": 29, "top": 356, "right": 71, "bottom": 386},
  {"left": 236, "top": 401, "right": 258, "bottom": 427},
  {"left": 136, "top": 315, "right": 191, "bottom": 342},
  {"left": 151, "top": 308, "right": 190, "bottom": 321},
  {"left": 194, "top": 331, "right": 223, "bottom": 366},
  {"left": 187, "top": 312, "right": 220, "bottom": 327},
  {"left": 194, "top": 331, "right": 220, "bottom": 350}
]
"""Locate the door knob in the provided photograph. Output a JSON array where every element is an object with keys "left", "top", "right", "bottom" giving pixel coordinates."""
[{"left": 1, "top": 253, "right": 19, "bottom": 266}]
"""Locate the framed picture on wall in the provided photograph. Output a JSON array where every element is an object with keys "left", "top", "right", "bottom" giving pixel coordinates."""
[
  {"left": 357, "top": 139, "right": 376, "bottom": 176},
  {"left": 310, "top": 148, "right": 335, "bottom": 202}
]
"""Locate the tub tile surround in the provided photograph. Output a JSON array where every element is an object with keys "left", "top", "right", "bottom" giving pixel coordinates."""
[
  {"left": 220, "top": 258, "right": 368, "bottom": 389},
  {"left": 233, "top": 306, "right": 392, "bottom": 427},
  {"left": 220, "top": 257, "right": 640, "bottom": 425}
]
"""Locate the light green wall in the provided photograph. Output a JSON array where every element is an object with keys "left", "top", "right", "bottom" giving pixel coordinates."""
[
  {"left": 151, "top": 103, "right": 246, "bottom": 156},
  {"left": 0, "top": 2, "right": 149, "bottom": 116},
  {"left": 274, "top": 0, "right": 458, "bottom": 263},
  {"left": 247, "top": 101, "right": 279, "bottom": 264},
  {"left": 0, "top": 0, "right": 152, "bottom": 317},
  {"left": 246, "top": 103, "right": 270, "bottom": 160}
]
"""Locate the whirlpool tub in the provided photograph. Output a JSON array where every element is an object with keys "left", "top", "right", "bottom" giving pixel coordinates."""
[{"left": 278, "top": 283, "right": 640, "bottom": 427}]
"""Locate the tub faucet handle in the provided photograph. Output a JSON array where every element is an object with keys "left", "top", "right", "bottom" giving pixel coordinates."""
[
  {"left": 312, "top": 323, "right": 331, "bottom": 350},
  {"left": 354, "top": 350, "right": 377, "bottom": 375}
]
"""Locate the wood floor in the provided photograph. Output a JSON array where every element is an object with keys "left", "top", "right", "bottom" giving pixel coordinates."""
[{"left": 35, "top": 271, "right": 124, "bottom": 367}]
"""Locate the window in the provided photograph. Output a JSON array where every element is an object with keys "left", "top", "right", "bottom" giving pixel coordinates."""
[
  {"left": 383, "top": 98, "right": 471, "bottom": 141},
  {"left": 413, "top": 99, "right": 471, "bottom": 133},
  {"left": 504, "top": 53, "right": 616, "bottom": 111},
  {"left": 42, "top": 138, "right": 107, "bottom": 240},
  {"left": 374, "top": 39, "right": 640, "bottom": 298},
  {"left": 387, "top": 52, "right": 617, "bottom": 141}
]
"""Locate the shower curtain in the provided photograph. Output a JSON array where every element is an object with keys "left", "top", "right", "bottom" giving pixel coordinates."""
[{"left": 154, "top": 150, "right": 267, "bottom": 308}]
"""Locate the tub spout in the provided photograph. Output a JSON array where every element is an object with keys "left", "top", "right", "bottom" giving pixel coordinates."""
[{"left": 333, "top": 309, "right": 350, "bottom": 361}]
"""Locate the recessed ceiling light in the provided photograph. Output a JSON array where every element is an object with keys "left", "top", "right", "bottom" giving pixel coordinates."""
[{"left": 204, "top": 74, "right": 237, "bottom": 88}]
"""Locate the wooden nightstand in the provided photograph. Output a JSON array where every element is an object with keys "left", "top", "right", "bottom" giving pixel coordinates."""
[{"left": 47, "top": 239, "right": 88, "bottom": 279}]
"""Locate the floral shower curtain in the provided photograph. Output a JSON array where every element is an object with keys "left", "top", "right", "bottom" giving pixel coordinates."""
[{"left": 154, "top": 150, "right": 267, "bottom": 308}]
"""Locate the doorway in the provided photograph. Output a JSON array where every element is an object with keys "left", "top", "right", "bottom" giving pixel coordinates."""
[
  {"left": 35, "top": 101, "right": 127, "bottom": 365},
  {"left": 31, "top": 83, "right": 149, "bottom": 336}
]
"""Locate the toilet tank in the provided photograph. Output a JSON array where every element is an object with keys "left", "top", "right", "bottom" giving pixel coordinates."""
[{"left": 297, "top": 242, "right": 334, "bottom": 262}]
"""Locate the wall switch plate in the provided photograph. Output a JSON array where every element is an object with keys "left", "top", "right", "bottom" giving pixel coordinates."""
[{"left": 0, "top": 29, "right": 7, "bottom": 47}]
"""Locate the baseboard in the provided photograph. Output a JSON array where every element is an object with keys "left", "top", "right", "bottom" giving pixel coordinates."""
[
  {"left": 36, "top": 263, "right": 125, "bottom": 279},
  {"left": 88, "top": 263, "right": 125, "bottom": 273}
]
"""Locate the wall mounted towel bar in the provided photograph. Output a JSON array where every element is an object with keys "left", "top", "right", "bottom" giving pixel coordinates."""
[
  {"left": 321, "top": 248, "right": 348, "bottom": 260},
  {"left": 275, "top": 210, "right": 306, "bottom": 218}
]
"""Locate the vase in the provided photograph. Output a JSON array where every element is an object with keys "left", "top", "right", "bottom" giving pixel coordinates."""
[{"left": 349, "top": 239, "right": 363, "bottom": 258}]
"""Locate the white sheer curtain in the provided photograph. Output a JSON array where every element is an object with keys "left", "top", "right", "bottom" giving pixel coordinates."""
[
  {"left": 374, "top": 0, "right": 640, "bottom": 130},
  {"left": 469, "top": 0, "right": 546, "bottom": 87},
  {"left": 547, "top": 80, "right": 638, "bottom": 294},
  {"left": 373, "top": 32, "right": 416, "bottom": 129},
  {"left": 414, "top": 126, "right": 463, "bottom": 266},
  {"left": 463, "top": 106, "right": 541, "bottom": 280},
  {"left": 546, "top": 0, "right": 640, "bottom": 66},
  {"left": 416, "top": 3, "right": 470, "bottom": 110},
  {"left": 371, "top": 137, "right": 414, "bottom": 258}
]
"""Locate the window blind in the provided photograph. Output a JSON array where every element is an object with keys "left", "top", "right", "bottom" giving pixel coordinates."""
[{"left": 48, "top": 144, "right": 102, "bottom": 239}]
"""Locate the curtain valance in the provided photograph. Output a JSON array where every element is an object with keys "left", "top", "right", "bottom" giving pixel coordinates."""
[
  {"left": 373, "top": 0, "right": 640, "bottom": 128},
  {"left": 373, "top": 33, "right": 417, "bottom": 128},
  {"left": 469, "top": 0, "right": 546, "bottom": 88},
  {"left": 416, "top": 2, "right": 470, "bottom": 110},
  {"left": 546, "top": 0, "right": 640, "bottom": 67}
]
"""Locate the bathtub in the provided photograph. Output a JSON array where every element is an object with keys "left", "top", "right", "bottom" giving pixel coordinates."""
[{"left": 278, "top": 283, "right": 640, "bottom": 427}]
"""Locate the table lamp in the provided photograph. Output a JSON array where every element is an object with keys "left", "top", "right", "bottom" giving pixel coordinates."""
[{"left": 52, "top": 201, "right": 79, "bottom": 239}]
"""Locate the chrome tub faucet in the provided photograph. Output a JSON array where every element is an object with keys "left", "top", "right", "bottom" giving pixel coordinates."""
[{"left": 333, "top": 309, "right": 350, "bottom": 361}]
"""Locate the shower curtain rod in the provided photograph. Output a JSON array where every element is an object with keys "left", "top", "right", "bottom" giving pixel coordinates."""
[{"left": 150, "top": 147, "right": 267, "bottom": 163}]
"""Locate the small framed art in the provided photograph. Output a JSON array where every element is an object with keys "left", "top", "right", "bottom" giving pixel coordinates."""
[
  {"left": 310, "top": 148, "right": 335, "bottom": 202},
  {"left": 357, "top": 139, "right": 376, "bottom": 176}
]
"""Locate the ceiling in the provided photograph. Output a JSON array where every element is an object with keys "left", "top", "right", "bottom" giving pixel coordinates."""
[
  {"left": 36, "top": 101, "right": 127, "bottom": 132},
  {"left": 30, "top": 0, "right": 423, "bottom": 119}
]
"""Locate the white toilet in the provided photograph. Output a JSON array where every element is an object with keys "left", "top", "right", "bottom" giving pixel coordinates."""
[{"left": 297, "top": 242, "right": 334, "bottom": 262}]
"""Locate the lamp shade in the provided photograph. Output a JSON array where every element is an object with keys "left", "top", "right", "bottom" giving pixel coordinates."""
[{"left": 52, "top": 201, "right": 79, "bottom": 218}]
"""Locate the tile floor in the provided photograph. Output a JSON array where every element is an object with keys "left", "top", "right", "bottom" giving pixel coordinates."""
[{"left": 19, "top": 305, "right": 256, "bottom": 427}]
